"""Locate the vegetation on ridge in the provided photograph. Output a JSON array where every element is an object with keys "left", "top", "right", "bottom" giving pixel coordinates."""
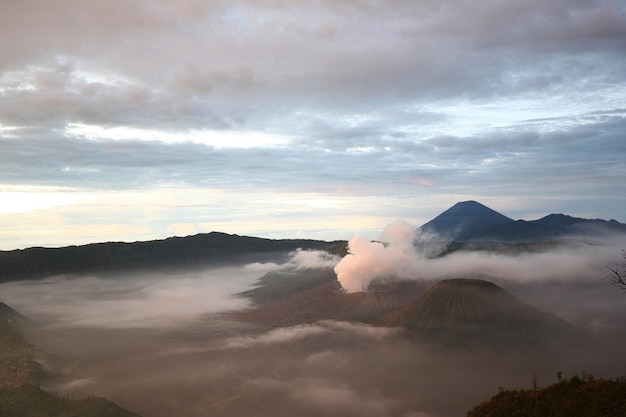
[{"left": 467, "top": 374, "right": 626, "bottom": 417}]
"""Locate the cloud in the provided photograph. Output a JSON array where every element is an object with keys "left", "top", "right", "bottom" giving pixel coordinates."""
[
  {"left": 0, "top": 265, "right": 271, "bottom": 328},
  {"left": 317, "top": 320, "right": 400, "bottom": 340},
  {"left": 2, "top": 1, "right": 625, "bottom": 134},
  {"left": 225, "top": 320, "right": 399, "bottom": 348},
  {"left": 2, "top": 115, "right": 624, "bottom": 200},
  {"left": 285, "top": 249, "right": 341, "bottom": 270},
  {"left": 290, "top": 379, "right": 397, "bottom": 417},
  {"left": 243, "top": 262, "right": 281, "bottom": 272},
  {"left": 225, "top": 324, "right": 329, "bottom": 348}
]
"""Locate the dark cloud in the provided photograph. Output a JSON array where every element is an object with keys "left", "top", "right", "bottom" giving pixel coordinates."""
[
  {"left": 2, "top": 1, "right": 625, "bottom": 126},
  {"left": 1, "top": 116, "right": 624, "bottom": 202}
]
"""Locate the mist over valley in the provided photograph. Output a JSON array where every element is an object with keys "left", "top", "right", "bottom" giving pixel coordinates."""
[{"left": 1, "top": 201, "right": 626, "bottom": 416}]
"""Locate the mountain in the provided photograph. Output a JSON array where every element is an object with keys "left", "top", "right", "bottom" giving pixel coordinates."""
[
  {"left": 379, "top": 279, "right": 584, "bottom": 348},
  {"left": 420, "top": 201, "right": 626, "bottom": 245},
  {"left": 0, "top": 232, "right": 343, "bottom": 282},
  {"left": 457, "top": 213, "right": 626, "bottom": 243},
  {"left": 235, "top": 274, "right": 585, "bottom": 348},
  {"left": 419, "top": 201, "right": 514, "bottom": 240}
]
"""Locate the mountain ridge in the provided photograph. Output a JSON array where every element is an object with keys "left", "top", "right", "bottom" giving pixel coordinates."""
[
  {"left": 420, "top": 201, "right": 626, "bottom": 244},
  {"left": 0, "top": 232, "right": 342, "bottom": 282}
]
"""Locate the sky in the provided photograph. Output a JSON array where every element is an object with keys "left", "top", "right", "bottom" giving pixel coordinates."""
[{"left": 1, "top": 0, "right": 625, "bottom": 250}]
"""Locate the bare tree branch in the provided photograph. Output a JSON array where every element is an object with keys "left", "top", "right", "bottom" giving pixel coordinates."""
[{"left": 605, "top": 250, "right": 626, "bottom": 292}]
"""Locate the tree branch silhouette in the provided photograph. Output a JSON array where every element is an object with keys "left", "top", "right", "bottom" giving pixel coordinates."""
[{"left": 605, "top": 250, "right": 626, "bottom": 292}]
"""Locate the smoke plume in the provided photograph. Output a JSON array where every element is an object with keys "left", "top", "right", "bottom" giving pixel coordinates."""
[
  {"left": 334, "top": 221, "right": 419, "bottom": 292},
  {"left": 334, "top": 220, "right": 624, "bottom": 292}
]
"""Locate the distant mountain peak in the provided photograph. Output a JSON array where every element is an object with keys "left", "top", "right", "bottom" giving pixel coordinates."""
[
  {"left": 536, "top": 213, "right": 575, "bottom": 221},
  {"left": 420, "top": 202, "right": 626, "bottom": 245},
  {"left": 452, "top": 200, "right": 493, "bottom": 209},
  {"left": 419, "top": 201, "right": 514, "bottom": 239}
]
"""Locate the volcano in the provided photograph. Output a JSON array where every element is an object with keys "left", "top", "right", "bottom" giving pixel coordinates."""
[
  {"left": 379, "top": 279, "right": 583, "bottom": 348},
  {"left": 232, "top": 267, "right": 427, "bottom": 326},
  {"left": 419, "top": 200, "right": 514, "bottom": 240}
]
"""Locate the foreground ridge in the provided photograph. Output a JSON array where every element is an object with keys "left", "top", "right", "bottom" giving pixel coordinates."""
[{"left": 467, "top": 374, "right": 626, "bottom": 417}]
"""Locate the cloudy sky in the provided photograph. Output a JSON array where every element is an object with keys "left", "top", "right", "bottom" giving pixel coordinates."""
[{"left": 1, "top": 0, "right": 625, "bottom": 250}]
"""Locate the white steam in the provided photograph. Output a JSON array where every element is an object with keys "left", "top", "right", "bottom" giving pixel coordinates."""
[
  {"left": 285, "top": 248, "right": 341, "bottom": 269},
  {"left": 335, "top": 220, "right": 625, "bottom": 292},
  {"left": 334, "top": 220, "right": 421, "bottom": 292}
]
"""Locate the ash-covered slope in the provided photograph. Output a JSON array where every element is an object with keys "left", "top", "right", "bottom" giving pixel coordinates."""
[
  {"left": 380, "top": 279, "right": 584, "bottom": 348},
  {"left": 232, "top": 268, "right": 426, "bottom": 326}
]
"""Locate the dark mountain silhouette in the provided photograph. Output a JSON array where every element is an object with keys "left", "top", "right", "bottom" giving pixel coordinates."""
[
  {"left": 419, "top": 201, "right": 626, "bottom": 246},
  {"left": 0, "top": 232, "right": 343, "bottom": 282},
  {"left": 379, "top": 279, "right": 584, "bottom": 348},
  {"left": 419, "top": 201, "right": 514, "bottom": 240},
  {"left": 457, "top": 213, "right": 626, "bottom": 243}
]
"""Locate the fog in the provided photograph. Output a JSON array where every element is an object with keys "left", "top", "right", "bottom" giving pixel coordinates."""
[
  {"left": 2, "top": 245, "right": 626, "bottom": 417},
  {"left": 0, "top": 265, "right": 275, "bottom": 328}
]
